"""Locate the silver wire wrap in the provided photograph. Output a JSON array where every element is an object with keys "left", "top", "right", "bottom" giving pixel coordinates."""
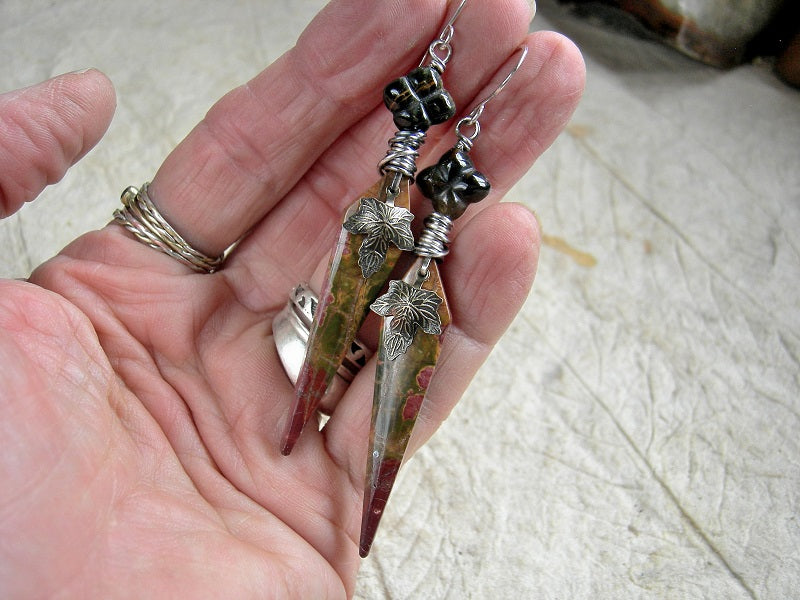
[
  {"left": 113, "top": 183, "right": 226, "bottom": 274},
  {"left": 378, "top": 130, "right": 427, "bottom": 180},
  {"left": 415, "top": 212, "right": 454, "bottom": 259}
]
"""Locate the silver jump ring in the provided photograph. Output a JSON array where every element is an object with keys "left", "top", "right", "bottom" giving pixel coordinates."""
[
  {"left": 455, "top": 116, "right": 481, "bottom": 152},
  {"left": 113, "top": 183, "right": 226, "bottom": 274},
  {"left": 427, "top": 39, "right": 453, "bottom": 73}
]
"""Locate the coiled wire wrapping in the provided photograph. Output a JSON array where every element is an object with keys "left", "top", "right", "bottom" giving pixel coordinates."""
[
  {"left": 378, "top": 130, "right": 426, "bottom": 180},
  {"left": 415, "top": 212, "right": 454, "bottom": 259}
]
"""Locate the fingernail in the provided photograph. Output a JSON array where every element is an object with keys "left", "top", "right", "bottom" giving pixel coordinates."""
[{"left": 67, "top": 68, "right": 96, "bottom": 76}]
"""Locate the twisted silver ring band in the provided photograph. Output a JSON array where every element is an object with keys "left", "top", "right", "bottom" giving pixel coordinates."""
[{"left": 113, "top": 183, "right": 226, "bottom": 274}]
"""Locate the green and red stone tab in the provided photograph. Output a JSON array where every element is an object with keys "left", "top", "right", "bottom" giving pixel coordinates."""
[
  {"left": 359, "top": 258, "right": 451, "bottom": 557},
  {"left": 282, "top": 175, "right": 411, "bottom": 455}
]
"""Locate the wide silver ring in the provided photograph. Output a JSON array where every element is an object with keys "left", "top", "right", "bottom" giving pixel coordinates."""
[
  {"left": 113, "top": 183, "right": 226, "bottom": 274},
  {"left": 273, "top": 284, "right": 371, "bottom": 409}
]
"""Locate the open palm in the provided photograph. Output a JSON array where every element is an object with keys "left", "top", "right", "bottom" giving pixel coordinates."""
[{"left": 0, "top": 1, "right": 584, "bottom": 598}]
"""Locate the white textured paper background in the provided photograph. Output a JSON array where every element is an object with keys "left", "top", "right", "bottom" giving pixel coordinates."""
[{"left": 1, "top": 1, "right": 798, "bottom": 598}]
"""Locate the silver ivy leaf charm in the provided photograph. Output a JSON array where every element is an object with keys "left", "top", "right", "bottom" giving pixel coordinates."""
[
  {"left": 343, "top": 197, "right": 415, "bottom": 278},
  {"left": 371, "top": 280, "right": 443, "bottom": 360}
]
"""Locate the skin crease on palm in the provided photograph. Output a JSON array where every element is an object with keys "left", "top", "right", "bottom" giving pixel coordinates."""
[{"left": 0, "top": 0, "right": 584, "bottom": 598}]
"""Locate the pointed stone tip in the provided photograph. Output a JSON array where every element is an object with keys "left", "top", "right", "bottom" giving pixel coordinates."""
[
  {"left": 359, "top": 457, "right": 400, "bottom": 559},
  {"left": 280, "top": 440, "right": 294, "bottom": 456},
  {"left": 285, "top": 370, "right": 330, "bottom": 454},
  {"left": 279, "top": 404, "right": 307, "bottom": 456},
  {"left": 358, "top": 508, "right": 381, "bottom": 558},
  {"left": 358, "top": 489, "right": 390, "bottom": 557}
]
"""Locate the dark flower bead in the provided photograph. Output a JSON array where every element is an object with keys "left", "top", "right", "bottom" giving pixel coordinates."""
[
  {"left": 383, "top": 66, "right": 456, "bottom": 132},
  {"left": 416, "top": 148, "right": 491, "bottom": 218}
]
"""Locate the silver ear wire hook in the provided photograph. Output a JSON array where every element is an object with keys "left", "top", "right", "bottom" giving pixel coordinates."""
[
  {"left": 443, "top": 0, "right": 469, "bottom": 32},
  {"left": 421, "top": 0, "right": 469, "bottom": 72},
  {"left": 455, "top": 45, "right": 529, "bottom": 150}
]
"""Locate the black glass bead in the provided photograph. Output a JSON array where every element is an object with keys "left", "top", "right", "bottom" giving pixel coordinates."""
[
  {"left": 416, "top": 148, "right": 491, "bottom": 218},
  {"left": 383, "top": 66, "right": 456, "bottom": 132}
]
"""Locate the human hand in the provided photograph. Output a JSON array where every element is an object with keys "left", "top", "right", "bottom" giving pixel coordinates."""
[{"left": 0, "top": 1, "right": 584, "bottom": 598}]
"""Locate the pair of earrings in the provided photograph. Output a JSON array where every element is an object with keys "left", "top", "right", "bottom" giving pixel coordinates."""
[{"left": 280, "top": 0, "right": 528, "bottom": 557}]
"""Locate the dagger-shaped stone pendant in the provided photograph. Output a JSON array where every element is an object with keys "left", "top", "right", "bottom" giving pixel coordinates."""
[
  {"left": 359, "top": 145, "right": 492, "bottom": 556},
  {"left": 359, "top": 46, "right": 527, "bottom": 554},
  {"left": 281, "top": 46, "right": 462, "bottom": 455}
]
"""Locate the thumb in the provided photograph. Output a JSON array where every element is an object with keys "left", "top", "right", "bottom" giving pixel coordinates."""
[{"left": 0, "top": 69, "right": 116, "bottom": 218}]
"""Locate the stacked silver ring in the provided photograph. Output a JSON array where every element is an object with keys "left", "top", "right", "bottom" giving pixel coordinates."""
[{"left": 113, "top": 183, "right": 225, "bottom": 274}]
